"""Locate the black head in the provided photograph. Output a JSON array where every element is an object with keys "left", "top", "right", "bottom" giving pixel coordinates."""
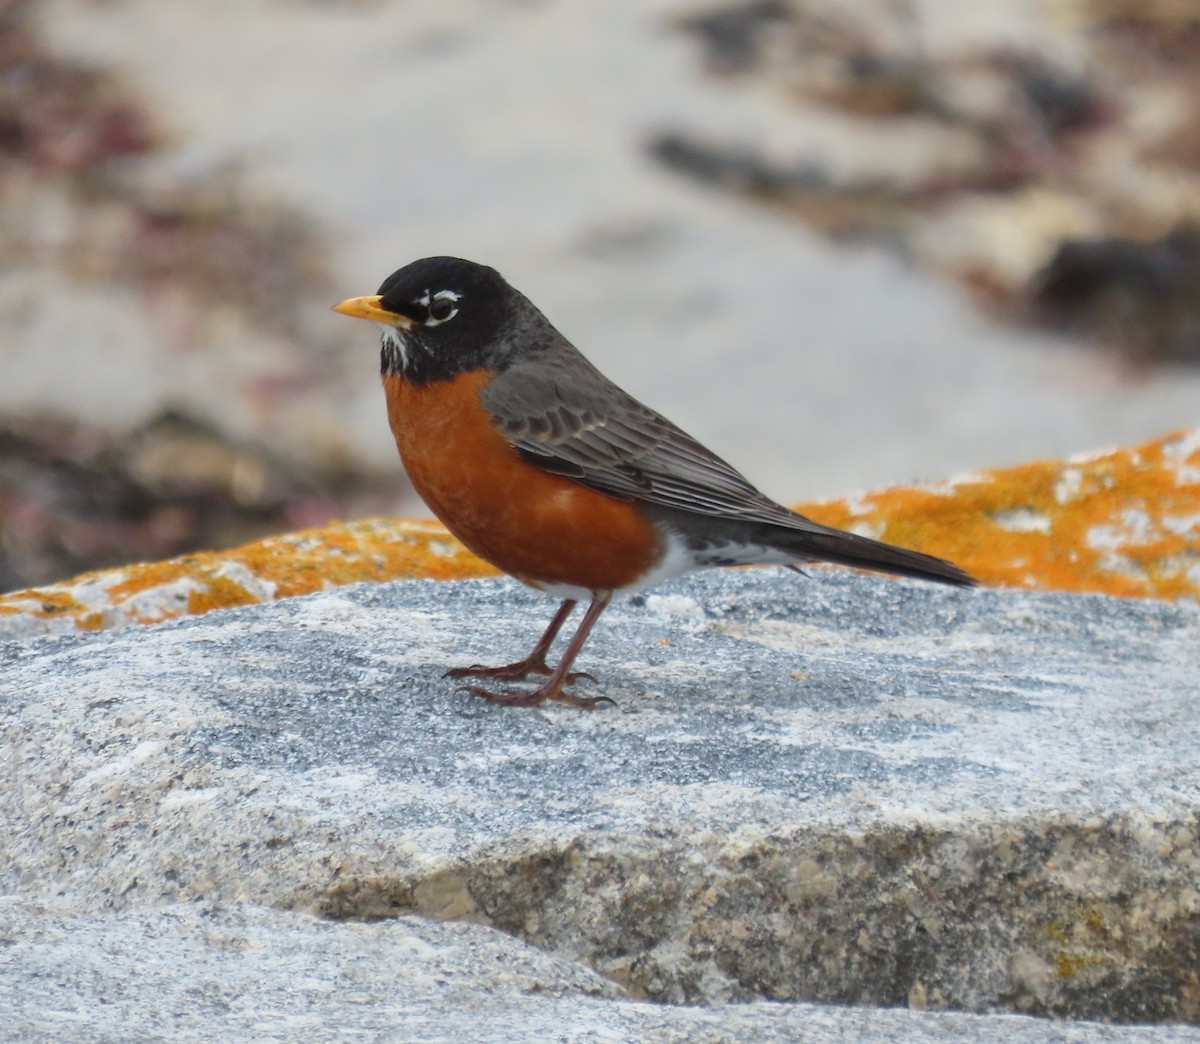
[{"left": 333, "top": 256, "right": 527, "bottom": 383}]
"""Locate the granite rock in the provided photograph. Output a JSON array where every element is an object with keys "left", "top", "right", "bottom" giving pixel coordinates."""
[
  {"left": 3, "top": 569, "right": 1198, "bottom": 1031},
  {"left": 2, "top": 899, "right": 1196, "bottom": 1043}
]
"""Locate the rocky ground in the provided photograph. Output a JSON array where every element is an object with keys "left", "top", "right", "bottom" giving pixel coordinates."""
[{"left": 3, "top": 569, "right": 1199, "bottom": 1038}]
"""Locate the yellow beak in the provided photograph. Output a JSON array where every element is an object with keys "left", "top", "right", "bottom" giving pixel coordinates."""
[{"left": 331, "top": 295, "right": 415, "bottom": 330}]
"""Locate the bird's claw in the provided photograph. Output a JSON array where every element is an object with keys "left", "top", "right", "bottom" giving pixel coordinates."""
[{"left": 458, "top": 683, "right": 615, "bottom": 710}]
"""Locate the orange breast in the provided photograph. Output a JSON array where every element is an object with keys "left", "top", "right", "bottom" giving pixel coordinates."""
[{"left": 383, "top": 371, "right": 663, "bottom": 593}]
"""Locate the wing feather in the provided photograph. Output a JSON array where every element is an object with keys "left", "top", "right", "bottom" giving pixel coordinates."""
[{"left": 481, "top": 355, "right": 827, "bottom": 533}]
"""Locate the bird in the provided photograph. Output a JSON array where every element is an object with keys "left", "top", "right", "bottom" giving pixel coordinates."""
[{"left": 333, "top": 256, "right": 975, "bottom": 709}]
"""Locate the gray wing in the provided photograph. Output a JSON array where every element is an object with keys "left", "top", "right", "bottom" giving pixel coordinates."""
[{"left": 480, "top": 353, "right": 826, "bottom": 533}]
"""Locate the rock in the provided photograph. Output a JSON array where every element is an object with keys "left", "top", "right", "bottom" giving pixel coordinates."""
[
  {"left": 1, "top": 899, "right": 1195, "bottom": 1043},
  {"left": 3, "top": 568, "right": 1198, "bottom": 1031}
]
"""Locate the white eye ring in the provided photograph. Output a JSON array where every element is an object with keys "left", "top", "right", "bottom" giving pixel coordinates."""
[{"left": 415, "top": 289, "right": 461, "bottom": 326}]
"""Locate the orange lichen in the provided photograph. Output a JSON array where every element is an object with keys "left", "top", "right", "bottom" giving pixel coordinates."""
[
  {"left": 185, "top": 575, "right": 259, "bottom": 616},
  {"left": 32, "top": 591, "right": 84, "bottom": 615},
  {"left": 0, "top": 430, "right": 1196, "bottom": 636},
  {"left": 800, "top": 429, "right": 1200, "bottom": 600},
  {"left": 0, "top": 518, "right": 497, "bottom": 635}
]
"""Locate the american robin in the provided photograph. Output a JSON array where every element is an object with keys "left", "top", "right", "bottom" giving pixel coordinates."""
[{"left": 333, "top": 256, "right": 974, "bottom": 709}]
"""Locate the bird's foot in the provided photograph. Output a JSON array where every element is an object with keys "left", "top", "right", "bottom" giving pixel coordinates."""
[
  {"left": 445, "top": 658, "right": 594, "bottom": 685},
  {"left": 461, "top": 681, "right": 615, "bottom": 710}
]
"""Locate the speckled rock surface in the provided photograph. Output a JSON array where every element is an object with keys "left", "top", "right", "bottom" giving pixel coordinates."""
[
  {"left": 2, "top": 900, "right": 1196, "bottom": 1044},
  {"left": 3, "top": 570, "right": 1198, "bottom": 1030}
]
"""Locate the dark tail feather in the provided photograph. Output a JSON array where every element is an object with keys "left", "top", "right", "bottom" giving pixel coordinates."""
[
  {"left": 780, "top": 527, "right": 976, "bottom": 588},
  {"left": 646, "top": 505, "right": 976, "bottom": 587}
]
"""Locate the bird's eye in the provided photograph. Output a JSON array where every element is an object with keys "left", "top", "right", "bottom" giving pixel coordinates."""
[{"left": 422, "top": 289, "right": 461, "bottom": 326}]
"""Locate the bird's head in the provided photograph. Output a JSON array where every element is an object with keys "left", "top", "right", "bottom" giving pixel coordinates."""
[{"left": 333, "top": 256, "right": 521, "bottom": 383}]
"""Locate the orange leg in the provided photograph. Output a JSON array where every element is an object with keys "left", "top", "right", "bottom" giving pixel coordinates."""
[{"left": 453, "top": 595, "right": 613, "bottom": 709}]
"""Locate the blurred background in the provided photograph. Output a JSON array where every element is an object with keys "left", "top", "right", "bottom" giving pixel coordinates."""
[{"left": 3, "top": 0, "right": 1199, "bottom": 591}]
